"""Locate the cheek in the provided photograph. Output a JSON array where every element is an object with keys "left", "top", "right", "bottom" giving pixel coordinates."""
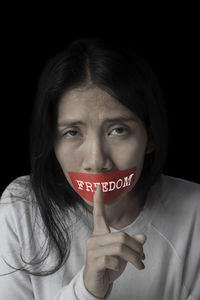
[
  {"left": 131, "top": 139, "right": 148, "bottom": 183},
  {"left": 109, "top": 137, "right": 147, "bottom": 169},
  {"left": 54, "top": 141, "right": 81, "bottom": 172}
]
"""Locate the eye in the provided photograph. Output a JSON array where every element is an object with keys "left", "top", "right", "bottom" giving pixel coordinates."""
[
  {"left": 62, "top": 127, "right": 129, "bottom": 138},
  {"left": 63, "top": 130, "right": 79, "bottom": 137},
  {"left": 110, "top": 127, "right": 129, "bottom": 136}
]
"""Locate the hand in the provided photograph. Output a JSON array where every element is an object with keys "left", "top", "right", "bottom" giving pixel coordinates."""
[{"left": 83, "top": 184, "right": 146, "bottom": 298}]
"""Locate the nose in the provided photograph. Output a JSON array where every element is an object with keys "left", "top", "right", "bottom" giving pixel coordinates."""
[{"left": 82, "top": 135, "right": 112, "bottom": 173}]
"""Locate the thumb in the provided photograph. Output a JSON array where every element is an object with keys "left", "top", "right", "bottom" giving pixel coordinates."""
[{"left": 132, "top": 234, "right": 147, "bottom": 245}]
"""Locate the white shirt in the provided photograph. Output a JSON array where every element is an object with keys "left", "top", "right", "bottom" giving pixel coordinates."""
[{"left": 0, "top": 174, "right": 199, "bottom": 300}]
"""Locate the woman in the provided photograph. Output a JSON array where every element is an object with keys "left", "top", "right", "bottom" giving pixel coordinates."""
[{"left": 0, "top": 37, "right": 199, "bottom": 300}]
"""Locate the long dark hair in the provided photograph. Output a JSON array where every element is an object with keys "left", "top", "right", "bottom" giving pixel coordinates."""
[{"left": 19, "top": 36, "right": 168, "bottom": 276}]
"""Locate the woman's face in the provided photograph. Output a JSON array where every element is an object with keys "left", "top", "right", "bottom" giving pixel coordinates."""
[{"left": 54, "top": 86, "right": 149, "bottom": 203}]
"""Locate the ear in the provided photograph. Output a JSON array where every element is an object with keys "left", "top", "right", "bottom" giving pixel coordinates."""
[{"left": 145, "top": 140, "right": 154, "bottom": 154}]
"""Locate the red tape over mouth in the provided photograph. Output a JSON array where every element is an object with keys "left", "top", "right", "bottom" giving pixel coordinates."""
[{"left": 68, "top": 166, "right": 136, "bottom": 204}]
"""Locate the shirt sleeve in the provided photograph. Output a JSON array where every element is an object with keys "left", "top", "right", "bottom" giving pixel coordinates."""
[
  {"left": 0, "top": 181, "right": 113, "bottom": 300},
  {"left": 0, "top": 199, "right": 113, "bottom": 300},
  {"left": 52, "top": 265, "right": 113, "bottom": 300},
  {"left": 185, "top": 187, "right": 200, "bottom": 299},
  {"left": 0, "top": 198, "right": 34, "bottom": 300}
]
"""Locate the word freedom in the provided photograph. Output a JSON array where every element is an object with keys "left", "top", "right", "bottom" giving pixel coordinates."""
[{"left": 75, "top": 173, "right": 134, "bottom": 193}]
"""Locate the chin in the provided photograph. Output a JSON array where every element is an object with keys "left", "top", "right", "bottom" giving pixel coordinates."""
[{"left": 82, "top": 193, "right": 128, "bottom": 207}]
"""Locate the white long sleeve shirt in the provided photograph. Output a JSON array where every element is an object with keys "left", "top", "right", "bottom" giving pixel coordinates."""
[{"left": 0, "top": 174, "right": 199, "bottom": 300}]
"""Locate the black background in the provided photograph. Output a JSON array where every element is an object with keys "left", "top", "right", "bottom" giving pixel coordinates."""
[{"left": 1, "top": 7, "right": 199, "bottom": 195}]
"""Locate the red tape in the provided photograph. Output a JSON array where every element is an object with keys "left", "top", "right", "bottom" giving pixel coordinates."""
[{"left": 68, "top": 166, "right": 136, "bottom": 204}]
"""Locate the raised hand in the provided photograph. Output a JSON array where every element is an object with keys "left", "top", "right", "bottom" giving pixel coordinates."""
[{"left": 83, "top": 184, "right": 146, "bottom": 298}]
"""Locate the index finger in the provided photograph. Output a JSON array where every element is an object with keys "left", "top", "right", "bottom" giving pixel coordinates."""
[{"left": 93, "top": 184, "right": 110, "bottom": 235}]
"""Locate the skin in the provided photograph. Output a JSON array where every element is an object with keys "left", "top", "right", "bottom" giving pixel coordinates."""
[
  {"left": 84, "top": 185, "right": 146, "bottom": 297},
  {"left": 54, "top": 86, "right": 150, "bottom": 297},
  {"left": 54, "top": 86, "right": 152, "bottom": 229}
]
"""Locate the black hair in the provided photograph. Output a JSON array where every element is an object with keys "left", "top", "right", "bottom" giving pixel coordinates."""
[{"left": 14, "top": 36, "right": 169, "bottom": 275}]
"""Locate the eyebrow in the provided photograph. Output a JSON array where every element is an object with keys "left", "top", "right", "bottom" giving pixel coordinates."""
[{"left": 57, "top": 117, "right": 137, "bottom": 127}]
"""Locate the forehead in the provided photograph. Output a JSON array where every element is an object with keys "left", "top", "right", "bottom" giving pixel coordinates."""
[{"left": 57, "top": 86, "right": 135, "bottom": 120}]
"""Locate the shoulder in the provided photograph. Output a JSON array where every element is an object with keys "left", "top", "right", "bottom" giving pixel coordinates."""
[
  {"left": 0, "top": 175, "right": 36, "bottom": 235},
  {"left": 161, "top": 174, "right": 200, "bottom": 194},
  {"left": 0, "top": 176, "right": 41, "bottom": 274},
  {"left": 159, "top": 174, "right": 200, "bottom": 212},
  {"left": 1, "top": 175, "right": 32, "bottom": 202},
  {"left": 150, "top": 174, "right": 200, "bottom": 243},
  {"left": 149, "top": 175, "right": 200, "bottom": 292},
  {"left": 0, "top": 175, "right": 46, "bottom": 261}
]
